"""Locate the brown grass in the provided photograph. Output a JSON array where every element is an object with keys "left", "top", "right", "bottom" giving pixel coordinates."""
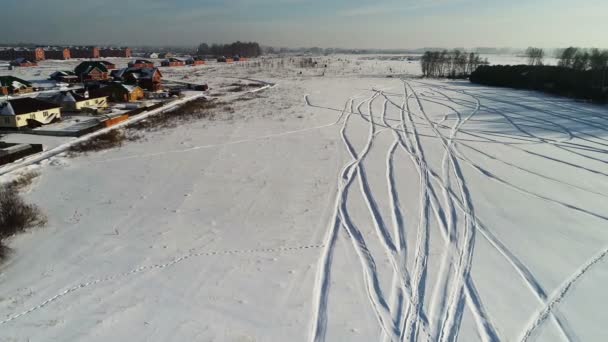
[
  {"left": 6, "top": 171, "right": 39, "bottom": 192},
  {"left": 68, "top": 130, "right": 126, "bottom": 156},
  {"left": 126, "top": 98, "right": 231, "bottom": 132},
  {"left": 0, "top": 184, "right": 47, "bottom": 262}
]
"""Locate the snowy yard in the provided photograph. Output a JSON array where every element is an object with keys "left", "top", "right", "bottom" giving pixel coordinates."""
[{"left": 1, "top": 56, "right": 607, "bottom": 341}]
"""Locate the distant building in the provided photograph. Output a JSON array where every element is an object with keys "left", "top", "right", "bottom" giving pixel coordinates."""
[
  {"left": 158, "top": 52, "right": 174, "bottom": 59},
  {"left": 0, "top": 48, "right": 45, "bottom": 61},
  {"left": 93, "top": 83, "right": 145, "bottom": 102},
  {"left": 49, "top": 71, "right": 79, "bottom": 84},
  {"left": 185, "top": 57, "right": 206, "bottom": 66},
  {"left": 74, "top": 61, "right": 111, "bottom": 81},
  {"left": 112, "top": 67, "right": 162, "bottom": 91},
  {"left": 161, "top": 58, "right": 185, "bottom": 67},
  {"left": 9, "top": 58, "right": 37, "bottom": 67},
  {"left": 128, "top": 59, "right": 155, "bottom": 68},
  {"left": 69, "top": 47, "right": 100, "bottom": 59},
  {"left": 99, "top": 47, "right": 132, "bottom": 58},
  {"left": 47, "top": 90, "right": 108, "bottom": 112},
  {"left": 0, "top": 98, "right": 61, "bottom": 129},
  {"left": 148, "top": 53, "right": 159, "bottom": 59},
  {"left": 0, "top": 76, "right": 34, "bottom": 95},
  {"left": 44, "top": 47, "right": 71, "bottom": 60}
]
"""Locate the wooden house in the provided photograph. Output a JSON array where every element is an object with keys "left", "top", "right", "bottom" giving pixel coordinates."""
[
  {"left": 161, "top": 58, "right": 185, "bottom": 67},
  {"left": 113, "top": 67, "right": 163, "bottom": 91},
  {"left": 74, "top": 61, "right": 110, "bottom": 81},
  {"left": 128, "top": 59, "right": 155, "bottom": 68},
  {"left": 0, "top": 76, "right": 34, "bottom": 95},
  {"left": 10, "top": 58, "right": 37, "bottom": 67},
  {"left": 93, "top": 83, "right": 145, "bottom": 102},
  {"left": 99, "top": 60, "right": 117, "bottom": 70},
  {"left": 0, "top": 98, "right": 61, "bottom": 129},
  {"left": 185, "top": 57, "right": 206, "bottom": 66},
  {"left": 49, "top": 71, "right": 79, "bottom": 84},
  {"left": 47, "top": 90, "right": 108, "bottom": 112}
]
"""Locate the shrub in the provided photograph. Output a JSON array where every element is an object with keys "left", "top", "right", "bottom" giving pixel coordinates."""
[{"left": 0, "top": 184, "right": 47, "bottom": 262}]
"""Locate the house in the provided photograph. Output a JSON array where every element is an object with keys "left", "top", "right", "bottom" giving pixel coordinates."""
[
  {"left": 161, "top": 58, "right": 185, "bottom": 67},
  {"left": 148, "top": 53, "right": 159, "bottom": 59},
  {"left": 128, "top": 59, "right": 155, "bottom": 68},
  {"left": 99, "top": 47, "right": 132, "bottom": 58},
  {"left": 74, "top": 61, "right": 110, "bottom": 81},
  {"left": 69, "top": 46, "right": 100, "bottom": 59},
  {"left": 99, "top": 60, "right": 117, "bottom": 70},
  {"left": 93, "top": 83, "right": 145, "bottom": 102},
  {"left": 0, "top": 48, "right": 45, "bottom": 61},
  {"left": 47, "top": 90, "right": 108, "bottom": 112},
  {"left": 185, "top": 57, "right": 206, "bottom": 66},
  {"left": 0, "top": 98, "right": 61, "bottom": 129},
  {"left": 158, "top": 52, "right": 174, "bottom": 59},
  {"left": 44, "top": 47, "right": 71, "bottom": 60},
  {"left": 113, "top": 67, "right": 163, "bottom": 91},
  {"left": 0, "top": 76, "right": 33, "bottom": 95},
  {"left": 49, "top": 71, "right": 79, "bottom": 84},
  {"left": 10, "top": 58, "right": 37, "bottom": 67}
]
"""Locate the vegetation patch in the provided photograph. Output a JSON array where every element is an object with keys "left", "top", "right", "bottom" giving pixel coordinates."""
[
  {"left": 126, "top": 98, "right": 231, "bottom": 132},
  {"left": 0, "top": 179, "right": 47, "bottom": 263},
  {"left": 6, "top": 171, "right": 40, "bottom": 192},
  {"left": 470, "top": 65, "right": 608, "bottom": 103},
  {"left": 69, "top": 130, "right": 127, "bottom": 156}
]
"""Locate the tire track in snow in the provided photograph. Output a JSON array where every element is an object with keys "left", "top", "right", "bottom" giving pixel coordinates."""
[
  {"left": 0, "top": 244, "right": 325, "bottom": 326},
  {"left": 309, "top": 98, "right": 356, "bottom": 342},
  {"left": 416, "top": 84, "right": 580, "bottom": 342},
  {"left": 311, "top": 93, "right": 410, "bottom": 342},
  {"left": 397, "top": 81, "right": 433, "bottom": 342},
  {"left": 405, "top": 81, "right": 475, "bottom": 342},
  {"left": 343, "top": 92, "right": 437, "bottom": 341},
  {"left": 337, "top": 92, "right": 403, "bottom": 341},
  {"left": 518, "top": 246, "right": 608, "bottom": 342},
  {"left": 404, "top": 81, "right": 499, "bottom": 342}
]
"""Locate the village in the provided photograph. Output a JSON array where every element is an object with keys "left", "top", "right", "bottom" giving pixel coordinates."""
[{"left": 0, "top": 45, "right": 252, "bottom": 166}]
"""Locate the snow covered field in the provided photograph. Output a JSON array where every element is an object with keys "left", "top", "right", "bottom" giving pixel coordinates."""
[{"left": 1, "top": 56, "right": 607, "bottom": 341}]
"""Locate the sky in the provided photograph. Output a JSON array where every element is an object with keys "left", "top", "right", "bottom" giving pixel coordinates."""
[{"left": 1, "top": 0, "right": 606, "bottom": 49}]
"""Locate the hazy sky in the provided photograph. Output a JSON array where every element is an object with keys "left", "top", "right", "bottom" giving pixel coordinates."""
[{"left": 1, "top": 0, "right": 606, "bottom": 48}]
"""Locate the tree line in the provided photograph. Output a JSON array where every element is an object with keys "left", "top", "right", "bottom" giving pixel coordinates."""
[
  {"left": 421, "top": 50, "right": 488, "bottom": 78},
  {"left": 197, "top": 42, "right": 262, "bottom": 57},
  {"left": 470, "top": 65, "right": 608, "bottom": 103}
]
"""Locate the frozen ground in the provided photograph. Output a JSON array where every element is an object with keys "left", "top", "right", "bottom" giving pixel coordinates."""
[{"left": 0, "top": 56, "right": 607, "bottom": 342}]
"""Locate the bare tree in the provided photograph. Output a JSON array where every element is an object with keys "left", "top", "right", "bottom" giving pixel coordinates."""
[
  {"left": 420, "top": 50, "right": 486, "bottom": 78},
  {"left": 526, "top": 47, "right": 544, "bottom": 66},
  {"left": 558, "top": 47, "right": 578, "bottom": 68}
]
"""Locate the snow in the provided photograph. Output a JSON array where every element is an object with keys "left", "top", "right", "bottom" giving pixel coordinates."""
[{"left": 0, "top": 56, "right": 607, "bottom": 342}]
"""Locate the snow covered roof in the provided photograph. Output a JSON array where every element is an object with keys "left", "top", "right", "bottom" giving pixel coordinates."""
[
  {"left": 50, "top": 71, "right": 76, "bottom": 78},
  {"left": 75, "top": 61, "right": 109, "bottom": 75},
  {"left": 0, "top": 76, "right": 32, "bottom": 89}
]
